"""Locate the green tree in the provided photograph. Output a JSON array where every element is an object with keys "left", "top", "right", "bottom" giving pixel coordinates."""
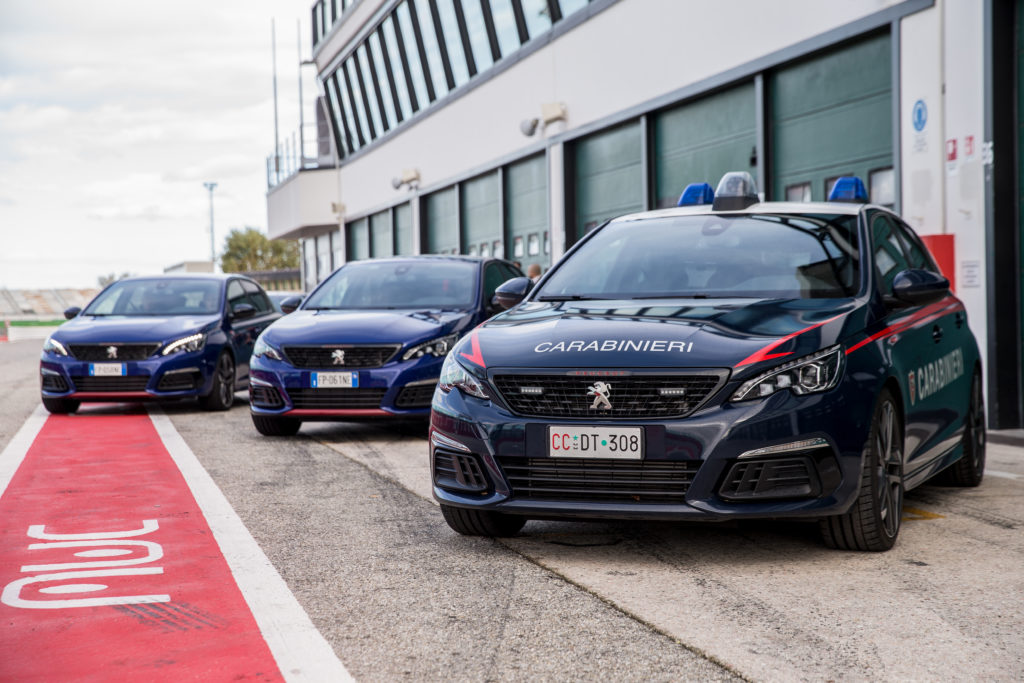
[{"left": 220, "top": 227, "right": 299, "bottom": 273}]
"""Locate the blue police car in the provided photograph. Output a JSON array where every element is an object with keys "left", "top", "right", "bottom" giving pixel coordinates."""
[
  {"left": 40, "top": 274, "right": 279, "bottom": 413},
  {"left": 248, "top": 255, "right": 523, "bottom": 436},
  {"left": 430, "top": 173, "right": 985, "bottom": 551}
]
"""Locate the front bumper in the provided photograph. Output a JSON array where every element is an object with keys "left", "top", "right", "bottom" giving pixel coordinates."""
[
  {"left": 249, "top": 353, "right": 443, "bottom": 420},
  {"left": 39, "top": 349, "right": 216, "bottom": 402},
  {"left": 429, "top": 379, "right": 874, "bottom": 521}
]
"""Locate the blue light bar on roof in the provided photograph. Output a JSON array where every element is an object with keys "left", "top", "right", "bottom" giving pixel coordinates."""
[
  {"left": 677, "top": 183, "right": 715, "bottom": 206},
  {"left": 828, "top": 176, "right": 868, "bottom": 203}
]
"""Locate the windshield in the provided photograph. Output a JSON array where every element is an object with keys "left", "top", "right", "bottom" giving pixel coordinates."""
[
  {"left": 304, "top": 260, "right": 478, "bottom": 310},
  {"left": 84, "top": 279, "right": 223, "bottom": 316},
  {"left": 539, "top": 214, "right": 860, "bottom": 300}
]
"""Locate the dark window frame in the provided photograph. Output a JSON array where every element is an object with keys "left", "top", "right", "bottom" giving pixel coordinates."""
[
  {"left": 451, "top": 0, "right": 478, "bottom": 78},
  {"left": 478, "top": 0, "right": 502, "bottom": 62},
  {"left": 405, "top": 0, "right": 439, "bottom": 103},
  {"left": 427, "top": 0, "right": 457, "bottom": 91},
  {"left": 509, "top": 0, "right": 529, "bottom": 44},
  {"left": 375, "top": 25, "right": 406, "bottom": 124},
  {"left": 329, "top": 72, "right": 356, "bottom": 155},
  {"left": 363, "top": 36, "right": 394, "bottom": 133},
  {"left": 386, "top": 13, "right": 421, "bottom": 113},
  {"left": 340, "top": 63, "right": 368, "bottom": 147},
  {"left": 351, "top": 52, "right": 380, "bottom": 140}
]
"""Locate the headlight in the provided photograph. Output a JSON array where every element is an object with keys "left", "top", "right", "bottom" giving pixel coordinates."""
[
  {"left": 403, "top": 333, "right": 459, "bottom": 361},
  {"left": 731, "top": 345, "right": 844, "bottom": 402},
  {"left": 438, "top": 353, "right": 489, "bottom": 399},
  {"left": 161, "top": 332, "right": 206, "bottom": 356},
  {"left": 253, "top": 335, "right": 283, "bottom": 361},
  {"left": 43, "top": 336, "right": 68, "bottom": 357}
]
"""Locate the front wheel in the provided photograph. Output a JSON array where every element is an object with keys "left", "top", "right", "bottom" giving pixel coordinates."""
[
  {"left": 440, "top": 504, "right": 526, "bottom": 537},
  {"left": 199, "top": 352, "right": 235, "bottom": 411},
  {"left": 42, "top": 397, "right": 80, "bottom": 414},
  {"left": 251, "top": 413, "right": 301, "bottom": 436},
  {"left": 820, "top": 389, "right": 904, "bottom": 551}
]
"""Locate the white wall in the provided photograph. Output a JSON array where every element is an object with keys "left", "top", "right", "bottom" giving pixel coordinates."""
[
  {"left": 942, "top": 0, "right": 988, "bottom": 375},
  {"left": 331, "top": 0, "right": 908, "bottom": 217}
]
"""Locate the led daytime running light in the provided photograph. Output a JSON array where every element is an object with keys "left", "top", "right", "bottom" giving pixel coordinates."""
[
  {"left": 732, "top": 345, "right": 844, "bottom": 402},
  {"left": 161, "top": 333, "right": 206, "bottom": 356}
]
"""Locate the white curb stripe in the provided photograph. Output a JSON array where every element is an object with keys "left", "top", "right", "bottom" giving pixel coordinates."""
[
  {"left": 0, "top": 405, "right": 49, "bottom": 498},
  {"left": 148, "top": 408, "right": 353, "bottom": 682}
]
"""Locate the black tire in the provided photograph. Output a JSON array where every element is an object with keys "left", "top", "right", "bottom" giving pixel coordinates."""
[
  {"left": 42, "top": 397, "right": 80, "bottom": 414},
  {"left": 199, "top": 352, "right": 235, "bottom": 411},
  {"left": 440, "top": 503, "right": 526, "bottom": 537},
  {"left": 251, "top": 413, "right": 302, "bottom": 436},
  {"left": 820, "top": 389, "right": 904, "bottom": 551},
  {"left": 938, "top": 370, "right": 986, "bottom": 487}
]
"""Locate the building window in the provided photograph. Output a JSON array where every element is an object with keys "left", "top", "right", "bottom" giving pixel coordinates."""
[
  {"left": 461, "top": 0, "right": 496, "bottom": 72},
  {"left": 489, "top": 0, "right": 522, "bottom": 57},
  {"left": 344, "top": 60, "right": 373, "bottom": 144},
  {"left": 559, "top": 0, "right": 590, "bottom": 18},
  {"left": 413, "top": 0, "right": 450, "bottom": 99},
  {"left": 380, "top": 18, "right": 415, "bottom": 118},
  {"left": 519, "top": 0, "right": 553, "bottom": 40},
  {"left": 317, "top": 233, "right": 332, "bottom": 282},
  {"left": 870, "top": 167, "right": 895, "bottom": 208},
  {"left": 434, "top": 0, "right": 471, "bottom": 87},
  {"left": 785, "top": 182, "right": 812, "bottom": 202},
  {"left": 303, "top": 238, "right": 317, "bottom": 291},
  {"left": 356, "top": 45, "right": 385, "bottom": 136},
  {"left": 368, "top": 32, "right": 400, "bottom": 128},
  {"left": 395, "top": 1, "right": 433, "bottom": 106}
]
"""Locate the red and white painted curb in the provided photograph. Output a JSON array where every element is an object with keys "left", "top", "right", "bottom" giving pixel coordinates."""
[{"left": 0, "top": 406, "right": 352, "bottom": 682}]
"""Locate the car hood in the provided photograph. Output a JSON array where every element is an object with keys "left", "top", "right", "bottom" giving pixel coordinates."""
[
  {"left": 262, "top": 308, "right": 475, "bottom": 346},
  {"left": 458, "top": 298, "right": 865, "bottom": 378},
  {"left": 53, "top": 314, "right": 221, "bottom": 345}
]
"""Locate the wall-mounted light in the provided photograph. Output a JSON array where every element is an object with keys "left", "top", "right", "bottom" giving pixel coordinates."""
[
  {"left": 520, "top": 102, "right": 568, "bottom": 137},
  {"left": 391, "top": 168, "right": 421, "bottom": 191}
]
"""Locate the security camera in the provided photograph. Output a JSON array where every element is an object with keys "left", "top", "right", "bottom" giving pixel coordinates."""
[
  {"left": 391, "top": 177, "right": 402, "bottom": 189},
  {"left": 520, "top": 118, "right": 539, "bottom": 137}
]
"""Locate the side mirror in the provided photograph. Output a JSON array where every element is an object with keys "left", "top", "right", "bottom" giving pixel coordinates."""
[
  {"left": 280, "top": 296, "right": 303, "bottom": 314},
  {"left": 231, "top": 303, "right": 257, "bottom": 320},
  {"left": 493, "top": 277, "right": 534, "bottom": 311},
  {"left": 891, "top": 269, "right": 949, "bottom": 306},
  {"left": 63, "top": 307, "right": 81, "bottom": 320}
]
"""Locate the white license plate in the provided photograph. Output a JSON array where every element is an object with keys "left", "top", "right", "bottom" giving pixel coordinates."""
[
  {"left": 311, "top": 372, "right": 358, "bottom": 389},
  {"left": 89, "top": 363, "right": 125, "bottom": 377},
  {"left": 548, "top": 426, "right": 643, "bottom": 459}
]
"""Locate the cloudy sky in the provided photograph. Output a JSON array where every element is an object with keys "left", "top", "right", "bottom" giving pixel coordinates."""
[{"left": 0, "top": 0, "right": 311, "bottom": 289}]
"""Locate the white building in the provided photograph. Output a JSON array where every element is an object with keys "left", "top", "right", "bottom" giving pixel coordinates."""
[{"left": 266, "top": 0, "right": 1022, "bottom": 428}]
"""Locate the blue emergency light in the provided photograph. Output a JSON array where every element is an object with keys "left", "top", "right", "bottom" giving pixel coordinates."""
[
  {"left": 828, "top": 176, "right": 868, "bottom": 203},
  {"left": 677, "top": 183, "right": 715, "bottom": 206}
]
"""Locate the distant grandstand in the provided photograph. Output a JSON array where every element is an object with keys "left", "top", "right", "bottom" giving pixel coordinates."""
[{"left": 0, "top": 288, "right": 98, "bottom": 319}]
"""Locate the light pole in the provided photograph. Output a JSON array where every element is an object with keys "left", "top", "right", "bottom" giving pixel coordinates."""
[{"left": 203, "top": 181, "right": 217, "bottom": 268}]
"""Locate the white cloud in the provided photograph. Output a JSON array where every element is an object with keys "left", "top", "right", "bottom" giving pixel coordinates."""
[{"left": 0, "top": 0, "right": 310, "bottom": 289}]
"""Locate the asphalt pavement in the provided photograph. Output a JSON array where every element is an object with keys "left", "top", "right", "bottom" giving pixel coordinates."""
[{"left": 2, "top": 338, "right": 1023, "bottom": 681}]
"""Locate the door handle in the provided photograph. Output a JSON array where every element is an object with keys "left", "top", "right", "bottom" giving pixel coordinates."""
[
  {"left": 932, "top": 324, "right": 943, "bottom": 343},
  {"left": 955, "top": 312, "right": 965, "bottom": 329}
]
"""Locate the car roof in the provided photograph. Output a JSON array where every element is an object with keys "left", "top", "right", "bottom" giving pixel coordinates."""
[
  {"left": 118, "top": 273, "right": 248, "bottom": 283},
  {"left": 344, "top": 254, "right": 506, "bottom": 265},
  {"left": 613, "top": 200, "right": 873, "bottom": 223}
]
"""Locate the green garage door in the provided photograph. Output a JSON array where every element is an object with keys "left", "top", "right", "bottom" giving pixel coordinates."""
[
  {"left": 394, "top": 202, "right": 413, "bottom": 255},
  {"left": 346, "top": 217, "right": 369, "bottom": 261},
  {"left": 574, "top": 122, "right": 643, "bottom": 241},
  {"left": 655, "top": 83, "right": 757, "bottom": 207},
  {"left": 505, "top": 154, "right": 547, "bottom": 266},
  {"left": 771, "top": 32, "right": 892, "bottom": 202},
  {"left": 369, "top": 209, "right": 393, "bottom": 257},
  {"left": 426, "top": 187, "right": 459, "bottom": 254},
  {"left": 461, "top": 172, "right": 501, "bottom": 256}
]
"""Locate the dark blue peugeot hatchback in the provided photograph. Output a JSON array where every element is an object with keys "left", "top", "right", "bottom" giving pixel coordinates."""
[
  {"left": 248, "top": 255, "right": 523, "bottom": 436},
  {"left": 430, "top": 174, "right": 985, "bottom": 551},
  {"left": 40, "top": 274, "right": 279, "bottom": 413}
]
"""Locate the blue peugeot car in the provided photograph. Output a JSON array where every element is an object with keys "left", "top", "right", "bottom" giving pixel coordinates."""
[
  {"left": 430, "top": 174, "right": 985, "bottom": 551},
  {"left": 40, "top": 274, "right": 280, "bottom": 413},
  {"left": 248, "top": 255, "right": 524, "bottom": 436}
]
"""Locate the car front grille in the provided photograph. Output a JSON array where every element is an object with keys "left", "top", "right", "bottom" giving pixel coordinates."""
[
  {"left": 157, "top": 372, "right": 198, "bottom": 392},
  {"left": 71, "top": 376, "right": 150, "bottom": 392},
  {"left": 492, "top": 372, "right": 727, "bottom": 419},
  {"left": 497, "top": 457, "right": 701, "bottom": 504},
  {"left": 434, "top": 449, "right": 490, "bottom": 494},
  {"left": 69, "top": 344, "right": 160, "bottom": 361},
  {"left": 719, "top": 457, "right": 819, "bottom": 500},
  {"left": 281, "top": 345, "right": 400, "bottom": 369},
  {"left": 250, "top": 385, "right": 285, "bottom": 409},
  {"left": 394, "top": 383, "right": 436, "bottom": 408},
  {"left": 286, "top": 388, "right": 387, "bottom": 409},
  {"left": 41, "top": 374, "right": 69, "bottom": 392}
]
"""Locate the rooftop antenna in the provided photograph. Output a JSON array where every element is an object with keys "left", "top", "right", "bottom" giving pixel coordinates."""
[{"left": 272, "top": 18, "right": 280, "bottom": 184}]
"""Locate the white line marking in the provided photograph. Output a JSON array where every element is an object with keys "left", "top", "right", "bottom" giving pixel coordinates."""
[
  {"left": 0, "top": 405, "right": 49, "bottom": 499},
  {"left": 148, "top": 408, "right": 353, "bottom": 683},
  {"left": 986, "top": 470, "right": 1022, "bottom": 481}
]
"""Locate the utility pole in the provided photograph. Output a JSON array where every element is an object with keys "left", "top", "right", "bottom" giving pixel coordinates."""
[
  {"left": 203, "top": 182, "right": 217, "bottom": 268},
  {"left": 272, "top": 18, "right": 280, "bottom": 184},
  {"left": 297, "top": 19, "right": 305, "bottom": 167}
]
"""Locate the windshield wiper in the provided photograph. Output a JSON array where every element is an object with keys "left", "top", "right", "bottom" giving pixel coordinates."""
[
  {"left": 629, "top": 294, "right": 713, "bottom": 300},
  {"left": 536, "top": 294, "right": 609, "bottom": 301}
]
